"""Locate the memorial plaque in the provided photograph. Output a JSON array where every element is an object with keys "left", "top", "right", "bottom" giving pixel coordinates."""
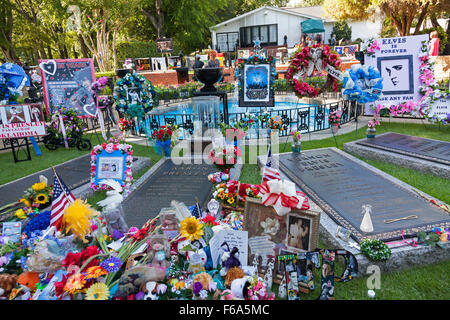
[
  {"left": 278, "top": 148, "right": 450, "bottom": 242},
  {"left": 122, "top": 160, "right": 213, "bottom": 228},
  {"left": 0, "top": 154, "right": 91, "bottom": 207},
  {"left": 356, "top": 132, "right": 450, "bottom": 166}
]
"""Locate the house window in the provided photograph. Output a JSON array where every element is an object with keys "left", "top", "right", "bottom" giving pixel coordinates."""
[
  {"left": 239, "top": 24, "right": 278, "bottom": 47},
  {"left": 216, "top": 32, "right": 239, "bottom": 52}
]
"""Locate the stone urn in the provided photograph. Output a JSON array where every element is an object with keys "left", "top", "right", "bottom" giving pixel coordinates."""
[
  {"left": 366, "top": 127, "right": 376, "bottom": 139},
  {"left": 194, "top": 67, "right": 223, "bottom": 93}
]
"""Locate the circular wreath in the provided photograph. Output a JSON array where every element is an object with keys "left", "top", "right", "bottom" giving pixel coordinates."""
[
  {"left": 360, "top": 238, "right": 392, "bottom": 261},
  {"left": 342, "top": 65, "right": 383, "bottom": 104},
  {"left": 286, "top": 45, "right": 342, "bottom": 99},
  {"left": 113, "top": 71, "right": 157, "bottom": 118}
]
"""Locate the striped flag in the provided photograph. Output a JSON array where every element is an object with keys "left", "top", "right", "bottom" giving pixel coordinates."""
[
  {"left": 50, "top": 170, "right": 76, "bottom": 229},
  {"left": 262, "top": 147, "right": 281, "bottom": 182}
]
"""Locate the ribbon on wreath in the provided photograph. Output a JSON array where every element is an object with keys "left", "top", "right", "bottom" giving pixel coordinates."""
[
  {"left": 155, "top": 139, "right": 171, "bottom": 157},
  {"left": 259, "top": 179, "right": 310, "bottom": 216}
]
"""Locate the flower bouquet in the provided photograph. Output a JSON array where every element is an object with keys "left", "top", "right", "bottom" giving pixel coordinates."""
[
  {"left": 267, "top": 116, "right": 283, "bottom": 131},
  {"left": 328, "top": 109, "right": 342, "bottom": 133},
  {"left": 20, "top": 179, "right": 53, "bottom": 210},
  {"left": 291, "top": 130, "right": 301, "bottom": 153},
  {"left": 208, "top": 145, "right": 241, "bottom": 174},
  {"left": 152, "top": 126, "right": 173, "bottom": 157},
  {"left": 118, "top": 118, "right": 134, "bottom": 137}
]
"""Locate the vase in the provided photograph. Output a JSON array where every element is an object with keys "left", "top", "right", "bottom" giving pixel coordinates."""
[
  {"left": 366, "top": 127, "right": 376, "bottom": 139},
  {"left": 291, "top": 141, "right": 301, "bottom": 153},
  {"left": 155, "top": 139, "right": 172, "bottom": 157}
]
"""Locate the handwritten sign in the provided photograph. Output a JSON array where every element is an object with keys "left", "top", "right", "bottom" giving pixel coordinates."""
[
  {"left": 0, "top": 104, "right": 46, "bottom": 139},
  {"left": 429, "top": 97, "right": 450, "bottom": 120},
  {"left": 39, "top": 58, "right": 97, "bottom": 117},
  {"left": 248, "top": 235, "right": 276, "bottom": 265},
  {"left": 209, "top": 230, "right": 248, "bottom": 268}
]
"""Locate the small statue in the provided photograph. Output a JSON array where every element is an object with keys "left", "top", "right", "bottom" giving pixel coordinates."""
[{"left": 360, "top": 204, "right": 374, "bottom": 233}]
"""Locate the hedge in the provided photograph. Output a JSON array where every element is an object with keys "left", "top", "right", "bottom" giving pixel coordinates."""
[{"left": 116, "top": 41, "right": 182, "bottom": 63}]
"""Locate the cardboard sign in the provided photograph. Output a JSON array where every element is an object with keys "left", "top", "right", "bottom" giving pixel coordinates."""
[
  {"left": 39, "top": 58, "right": 97, "bottom": 117},
  {"left": 364, "top": 34, "right": 428, "bottom": 114},
  {"left": 2, "top": 221, "right": 21, "bottom": 243},
  {"left": 0, "top": 104, "right": 46, "bottom": 139}
]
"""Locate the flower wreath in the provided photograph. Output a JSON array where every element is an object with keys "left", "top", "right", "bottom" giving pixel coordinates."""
[
  {"left": 286, "top": 44, "right": 342, "bottom": 99},
  {"left": 113, "top": 71, "right": 157, "bottom": 118},
  {"left": 234, "top": 54, "right": 277, "bottom": 91},
  {"left": 90, "top": 142, "right": 134, "bottom": 193},
  {"left": 342, "top": 65, "right": 383, "bottom": 104},
  {"left": 360, "top": 238, "right": 391, "bottom": 261}
]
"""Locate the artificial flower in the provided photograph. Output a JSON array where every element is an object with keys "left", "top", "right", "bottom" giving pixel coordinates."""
[
  {"left": 61, "top": 199, "right": 98, "bottom": 242},
  {"left": 85, "top": 282, "right": 110, "bottom": 300},
  {"left": 15, "top": 209, "right": 27, "bottom": 219},
  {"left": 20, "top": 198, "right": 31, "bottom": 207},
  {"left": 32, "top": 182, "right": 47, "bottom": 191},
  {"left": 84, "top": 266, "right": 108, "bottom": 279},
  {"left": 179, "top": 216, "right": 204, "bottom": 241},
  {"left": 34, "top": 194, "right": 48, "bottom": 205},
  {"left": 64, "top": 273, "right": 86, "bottom": 294}
]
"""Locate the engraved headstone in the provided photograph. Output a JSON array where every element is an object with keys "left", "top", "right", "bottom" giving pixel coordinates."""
[
  {"left": 122, "top": 160, "right": 213, "bottom": 228},
  {"left": 356, "top": 132, "right": 450, "bottom": 166},
  {"left": 278, "top": 148, "right": 450, "bottom": 242}
]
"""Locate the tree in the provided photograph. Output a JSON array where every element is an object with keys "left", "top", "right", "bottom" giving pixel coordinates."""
[
  {"left": 323, "top": 0, "right": 450, "bottom": 37},
  {"left": 0, "top": 0, "right": 18, "bottom": 62},
  {"left": 331, "top": 21, "right": 352, "bottom": 44}
]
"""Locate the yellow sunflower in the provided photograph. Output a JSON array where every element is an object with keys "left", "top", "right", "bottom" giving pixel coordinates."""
[
  {"left": 34, "top": 194, "right": 48, "bottom": 204},
  {"left": 20, "top": 198, "right": 31, "bottom": 208},
  {"left": 85, "top": 282, "right": 110, "bottom": 300},
  {"left": 179, "top": 216, "right": 203, "bottom": 241},
  {"left": 217, "top": 191, "right": 225, "bottom": 200},
  {"left": 85, "top": 266, "right": 108, "bottom": 279},
  {"left": 227, "top": 197, "right": 235, "bottom": 205},
  {"left": 32, "top": 182, "right": 46, "bottom": 191}
]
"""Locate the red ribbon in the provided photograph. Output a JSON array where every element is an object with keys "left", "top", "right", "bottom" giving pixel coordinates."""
[{"left": 259, "top": 181, "right": 310, "bottom": 211}]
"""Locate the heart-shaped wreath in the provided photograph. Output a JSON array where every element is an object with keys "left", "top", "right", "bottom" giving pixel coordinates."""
[
  {"left": 286, "top": 44, "right": 342, "bottom": 99},
  {"left": 113, "top": 71, "right": 157, "bottom": 118}
]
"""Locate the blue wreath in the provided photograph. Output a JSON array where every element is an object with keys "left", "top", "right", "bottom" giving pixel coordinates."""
[
  {"left": 113, "top": 71, "right": 157, "bottom": 118},
  {"left": 342, "top": 65, "right": 383, "bottom": 104}
]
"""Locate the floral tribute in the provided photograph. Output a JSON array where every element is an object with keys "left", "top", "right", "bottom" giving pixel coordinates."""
[
  {"left": 361, "top": 38, "right": 380, "bottom": 57},
  {"left": 113, "top": 71, "right": 157, "bottom": 118},
  {"left": 267, "top": 115, "right": 283, "bottom": 130},
  {"left": 286, "top": 44, "right": 342, "bottom": 99},
  {"left": 342, "top": 64, "right": 383, "bottom": 104},
  {"left": 208, "top": 145, "right": 242, "bottom": 173},
  {"left": 46, "top": 107, "right": 87, "bottom": 142},
  {"left": 234, "top": 54, "right": 277, "bottom": 91},
  {"left": 212, "top": 180, "right": 261, "bottom": 208},
  {"left": 90, "top": 140, "right": 134, "bottom": 193}
]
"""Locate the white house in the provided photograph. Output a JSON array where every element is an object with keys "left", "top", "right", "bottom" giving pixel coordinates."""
[{"left": 210, "top": 5, "right": 383, "bottom": 52}]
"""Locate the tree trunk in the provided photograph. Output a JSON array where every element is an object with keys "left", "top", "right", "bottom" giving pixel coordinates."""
[
  {"left": 142, "top": 0, "right": 165, "bottom": 38},
  {"left": 47, "top": 46, "right": 53, "bottom": 59},
  {"left": 78, "top": 34, "right": 90, "bottom": 58},
  {"left": 430, "top": 14, "right": 441, "bottom": 29},
  {"left": 413, "top": 3, "right": 429, "bottom": 35}
]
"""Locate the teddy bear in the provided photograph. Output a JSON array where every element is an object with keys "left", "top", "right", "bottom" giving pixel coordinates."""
[
  {"left": 146, "top": 235, "right": 170, "bottom": 270},
  {"left": 224, "top": 267, "right": 246, "bottom": 288},
  {"left": 0, "top": 274, "right": 18, "bottom": 299},
  {"left": 115, "top": 266, "right": 166, "bottom": 298}
]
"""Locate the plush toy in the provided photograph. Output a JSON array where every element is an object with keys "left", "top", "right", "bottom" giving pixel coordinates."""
[
  {"left": 224, "top": 267, "right": 246, "bottom": 288},
  {"left": 230, "top": 276, "right": 250, "bottom": 299},
  {"left": 141, "top": 281, "right": 161, "bottom": 300},
  {"left": 115, "top": 266, "right": 165, "bottom": 298},
  {"left": 147, "top": 235, "right": 170, "bottom": 270},
  {"left": 0, "top": 274, "right": 18, "bottom": 299},
  {"left": 193, "top": 272, "right": 214, "bottom": 290},
  {"left": 219, "top": 243, "right": 241, "bottom": 277},
  {"left": 262, "top": 257, "right": 275, "bottom": 291},
  {"left": 17, "top": 272, "right": 40, "bottom": 292},
  {"left": 187, "top": 248, "right": 207, "bottom": 274}
]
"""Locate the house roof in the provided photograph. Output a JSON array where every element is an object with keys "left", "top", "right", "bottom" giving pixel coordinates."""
[
  {"left": 209, "top": 5, "right": 324, "bottom": 31},
  {"left": 282, "top": 6, "right": 335, "bottom": 22}
]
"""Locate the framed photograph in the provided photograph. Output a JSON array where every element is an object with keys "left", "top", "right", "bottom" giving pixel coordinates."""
[
  {"left": 244, "top": 198, "right": 289, "bottom": 273},
  {"left": 377, "top": 55, "right": 414, "bottom": 95},
  {"left": 335, "top": 226, "right": 351, "bottom": 242},
  {"left": 151, "top": 57, "right": 167, "bottom": 72},
  {"left": 94, "top": 150, "right": 126, "bottom": 186},
  {"left": 239, "top": 63, "right": 275, "bottom": 108},
  {"left": 285, "top": 210, "right": 320, "bottom": 252},
  {"left": 156, "top": 38, "right": 173, "bottom": 53}
]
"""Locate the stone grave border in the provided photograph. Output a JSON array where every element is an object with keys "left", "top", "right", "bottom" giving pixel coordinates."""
[
  {"left": 343, "top": 132, "right": 450, "bottom": 179},
  {"left": 257, "top": 148, "right": 450, "bottom": 273}
]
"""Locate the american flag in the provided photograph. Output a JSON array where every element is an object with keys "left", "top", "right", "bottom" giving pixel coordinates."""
[
  {"left": 50, "top": 170, "right": 76, "bottom": 229},
  {"left": 262, "top": 147, "right": 281, "bottom": 182}
]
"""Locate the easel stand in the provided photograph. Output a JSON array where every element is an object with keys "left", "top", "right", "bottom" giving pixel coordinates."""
[{"left": 9, "top": 137, "right": 32, "bottom": 163}]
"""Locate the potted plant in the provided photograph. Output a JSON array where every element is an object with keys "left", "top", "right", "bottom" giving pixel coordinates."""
[{"left": 153, "top": 125, "right": 173, "bottom": 157}]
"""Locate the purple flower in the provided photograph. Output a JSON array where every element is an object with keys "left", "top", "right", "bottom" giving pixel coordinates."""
[
  {"left": 193, "top": 281, "right": 203, "bottom": 295},
  {"left": 100, "top": 256, "right": 123, "bottom": 272},
  {"left": 135, "top": 291, "right": 145, "bottom": 300},
  {"left": 112, "top": 229, "right": 124, "bottom": 240}
]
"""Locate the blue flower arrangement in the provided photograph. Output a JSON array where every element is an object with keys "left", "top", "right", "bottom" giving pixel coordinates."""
[
  {"left": 342, "top": 64, "right": 383, "bottom": 104},
  {"left": 113, "top": 71, "right": 158, "bottom": 118},
  {"left": 23, "top": 210, "right": 51, "bottom": 238}
]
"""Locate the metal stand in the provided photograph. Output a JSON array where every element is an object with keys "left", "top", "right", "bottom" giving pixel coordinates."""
[{"left": 10, "top": 137, "right": 32, "bottom": 163}]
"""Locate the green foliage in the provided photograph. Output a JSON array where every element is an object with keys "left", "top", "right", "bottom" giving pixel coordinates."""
[
  {"left": 116, "top": 41, "right": 160, "bottom": 62},
  {"left": 331, "top": 21, "right": 352, "bottom": 43},
  {"left": 380, "top": 17, "right": 399, "bottom": 38},
  {"left": 418, "top": 26, "right": 448, "bottom": 54},
  {"left": 95, "top": 71, "right": 116, "bottom": 79}
]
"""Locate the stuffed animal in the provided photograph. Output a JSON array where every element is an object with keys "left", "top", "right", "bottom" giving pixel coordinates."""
[
  {"left": 17, "top": 272, "right": 40, "bottom": 292},
  {"left": 193, "top": 272, "right": 214, "bottom": 290},
  {"left": 147, "top": 235, "right": 170, "bottom": 270},
  {"left": 187, "top": 248, "right": 207, "bottom": 274},
  {"left": 115, "top": 266, "right": 165, "bottom": 298},
  {"left": 262, "top": 257, "right": 275, "bottom": 291},
  {"left": 0, "top": 274, "right": 18, "bottom": 299},
  {"left": 219, "top": 244, "right": 241, "bottom": 277},
  {"left": 230, "top": 276, "right": 250, "bottom": 299},
  {"left": 141, "top": 281, "right": 160, "bottom": 300},
  {"left": 224, "top": 267, "right": 246, "bottom": 288}
]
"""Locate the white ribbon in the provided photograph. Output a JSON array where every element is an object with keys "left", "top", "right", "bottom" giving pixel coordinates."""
[
  {"left": 59, "top": 114, "right": 69, "bottom": 149},
  {"left": 306, "top": 47, "right": 323, "bottom": 76},
  {"left": 260, "top": 179, "right": 306, "bottom": 216},
  {"left": 96, "top": 107, "right": 107, "bottom": 140}
]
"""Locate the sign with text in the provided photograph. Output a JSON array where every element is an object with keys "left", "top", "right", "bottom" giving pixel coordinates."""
[
  {"left": 0, "top": 104, "right": 46, "bottom": 139},
  {"left": 429, "top": 97, "right": 450, "bottom": 121},
  {"left": 39, "top": 58, "right": 97, "bottom": 117},
  {"left": 364, "top": 34, "right": 428, "bottom": 114},
  {"left": 209, "top": 230, "right": 248, "bottom": 268},
  {"left": 239, "top": 63, "right": 275, "bottom": 108}
]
